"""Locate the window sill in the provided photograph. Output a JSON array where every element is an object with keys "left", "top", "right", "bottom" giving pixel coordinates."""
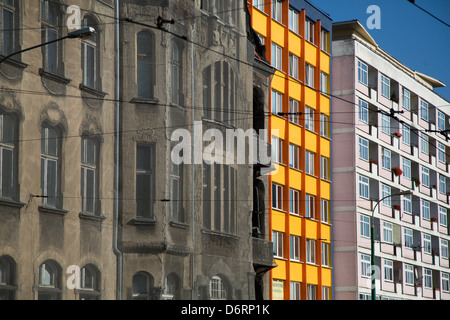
[
  {"left": 0, "top": 55, "right": 28, "bottom": 69},
  {"left": 39, "top": 68, "right": 71, "bottom": 85},
  {"left": 131, "top": 216, "right": 157, "bottom": 225},
  {"left": 201, "top": 228, "right": 239, "bottom": 240},
  {"left": 38, "top": 206, "right": 69, "bottom": 216},
  {"left": 170, "top": 220, "right": 189, "bottom": 229},
  {"left": 131, "top": 97, "right": 159, "bottom": 105},
  {"left": 79, "top": 83, "right": 107, "bottom": 98},
  {"left": 79, "top": 212, "right": 106, "bottom": 222},
  {"left": 0, "top": 198, "right": 25, "bottom": 209}
]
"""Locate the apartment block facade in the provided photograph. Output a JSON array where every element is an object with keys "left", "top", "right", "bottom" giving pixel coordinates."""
[
  {"left": 248, "top": 0, "right": 333, "bottom": 300},
  {"left": 332, "top": 20, "right": 450, "bottom": 300},
  {"left": 0, "top": 0, "right": 274, "bottom": 300}
]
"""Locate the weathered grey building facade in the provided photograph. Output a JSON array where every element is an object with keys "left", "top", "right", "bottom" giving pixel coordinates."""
[{"left": 0, "top": 0, "right": 274, "bottom": 300}]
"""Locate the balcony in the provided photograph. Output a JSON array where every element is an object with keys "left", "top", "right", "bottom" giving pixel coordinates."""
[{"left": 252, "top": 237, "right": 275, "bottom": 270}]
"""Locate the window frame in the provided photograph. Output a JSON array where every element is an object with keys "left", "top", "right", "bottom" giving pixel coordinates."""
[
  {"left": 41, "top": 125, "right": 61, "bottom": 209},
  {"left": 272, "top": 183, "right": 283, "bottom": 211},
  {"left": 272, "top": 230, "right": 284, "bottom": 258},
  {"left": 305, "top": 63, "right": 315, "bottom": 88},
  {"left": 380, "top": 74, "right": 390, "bottom": 99},
  {"left": 289, "top": 234, "right": 300, "bottom": 261},
  {"left": 306, "top": 238, "right": 316, "bottom": 264},
  {"left": 357, "top": 60, "right": 368, "bottom": 86},
  {"left": 305, "top": 150, "right": 314, "bottom": 176},
  {"left": 288, "top": 52, "right": 299, "bottom": 79},
  {"left": 360, "top": 214, "right": 370, "bottom": 238},
  {"left": 271, "top": 42, "right": 282, "bottom": 70},
  {"left": 136, "top": 144, "right": 155, "bottom": 219},
  {"left": 359, "top": 175, "right": 370, "bottom": 199},
  {"left": 81, "top": 136, "right": 99, "bottom": 215}
]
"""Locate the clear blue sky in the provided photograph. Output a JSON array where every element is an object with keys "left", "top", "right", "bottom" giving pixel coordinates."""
[{"left": 310, "top": 0, "right": 450, "bottom": 102}]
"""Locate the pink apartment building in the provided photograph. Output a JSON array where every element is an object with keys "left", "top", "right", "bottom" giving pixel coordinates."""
[{"left": 332, "top": 20, "right": 450, "bottom": 300}]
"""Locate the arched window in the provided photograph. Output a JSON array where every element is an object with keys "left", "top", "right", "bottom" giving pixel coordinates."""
[
  {"left": 81, "top": 16, "right": 100, "bottom": 90},
  {"left": 79, "top": 264, "right": 101, "bottom": 300},
  {"left": 209, "top": 275, "right": 228, "bottom": 300},
  {"left": 81, "top": 136, "right": 99, "bottom": 214},
  {"left": 41, "top": 0, "right": 63, "bottom": 75},
  {"left": 132, "top": 272, "right": 154, "bottom": 300},
  {"left": 170, "top": 41, "right": 183, "bottom": 105},
  {"left": 0, "top": 0, "right": 19, "bottom": 57},
  {"left": 0, "top": 255, "right": 16, "bottom": 300},
  {"left": 164, "top": 273, "right": 180, "bottom": 300},
  {"left": 137, "top": 31, "right": 155, "bottom": 99},
  {"left": 41, "top": 125, "right": 62, "bottom": 208},
  {"left": 0, "top": 113, "right": 18, "bottom": 200},
  {"left": 38, "top": 260, "right": 61, "bottom": 300}
]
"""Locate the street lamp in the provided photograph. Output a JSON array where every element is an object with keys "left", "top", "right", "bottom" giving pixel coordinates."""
[
  {"left": 0, "top": 27, "right": 96, "bottom": 64},
  {"left": 370, "top": 190, "right": 412, "bottom": 300}
]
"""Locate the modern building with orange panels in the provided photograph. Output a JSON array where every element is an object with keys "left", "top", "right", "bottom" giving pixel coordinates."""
[{"left": 248, "top": 0, "right": 333, "bottom": 300}]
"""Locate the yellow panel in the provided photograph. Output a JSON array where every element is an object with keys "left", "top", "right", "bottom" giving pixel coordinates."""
[
  {"left": 272, "top": 163, "right": 285, "bottom": 185},
  {"left": 305, "top": 175, "right": 317, "bottom": 195},
  {"left": 320, "top": 51, "right": 330, "bottom": 73},
  {"left": 289, "top": 169, "right": 302, "bottom": 191},
  {"left": 271, "top": 21, "right": 285, "bottom": 47},
  {"left": 288, "top": 32, "right": 301, "bottom": 57},
  {"left": 321, "top": 268, "right": 332, "bottom": 287},
  {"left": 271, "top": 116, "right": 286, "bottom": 140},
  {"left": 252, "top": 10, "right": 268, "bottom": 37},
  {"left": 304, "top": 41, "right": 317, "bottom": 66},
  {"left": 320, "top": 94, "right": 330, "bottom": 115},
  {"left": 306, "top": 264, "right": 319, "bottom": 285},
  {"left": 321, "top": 225, "right": 331, "bottom": 242},
  {"left": 304, "top": 130, "right": 317, "bottom": 153},
  {"left": 320, "top": 180, "right": 330, "bottom": 200},
  {"left": 271, "top": 209, "right": 286, "bottom": 232},
  {"left": 289, "top": 214, "right": 302, "bottom": 236},
  {"left": 320, "top": 137, "right": 330, "bottom": 157},
  {"left": 304, "top": 86, "right": 317, "bottom": 109},
  {"left": 289, "top": 80, "right": 301, "bottom": 102},
  {"left": 272, "top": 70, "right": 286, "bottom": 93},
  {"left": 272, "top": 259, "right": 287, "bottom": 279},
  {"left": 305, "top": 219, "right": 317, "bottom": 239},
  {"left": 289, "top": 262, "right": 303, "bottom": 282},
  {"left": 288, "top": 123, "right": 302, "bottom": 146}
]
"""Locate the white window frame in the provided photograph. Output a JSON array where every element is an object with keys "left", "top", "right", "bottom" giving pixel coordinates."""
[
  {"left": 288, "top": 8, "right": 299, "bottom": 33},
  {"left": 404, "top": 228, "right": 413, "bottom": 248},
  {"left": 380, "top": 74, "right": 390, "bottom": 99},
  {"left": 271, "top": 136, "right": 283, "bottom": 164},
  {"left": 383, "top": 259, "right": 393, "bottom": 282},
  {"left": 320, "top": 113, "right": 330, "bottom": 138},
  {"left": 423, "top": 233, "right": 432, "bottom": 255},
  {"left": 305, "top": 106, "right": 314, "bottom": 131},
  {"left": 290, "top": 234, "right": 300, "bottom": 261},
  {"left": 421, "top": 166, "right": 430, "bottom": 187},
  {"left": 420, "top": 100, "right": 429, "bottom": 122},
  {"left": 306, "top": 239, "right": 316, "bottom": 264},
  {"left": 441, "top": 239, "right": 449, "bottom": 260},
  {"left": 321, "top": 29, "right": 329, "bottom": 53},
  {"left": 322, "top": 242, "right": 330, "bottom": 267},
  {"left": 289, "top": 143, "right": 299, "bottom": 170},
  {"left": 357, "top": 60, "right": 368, "bottom": 86},
  {"left": 321, "top": 156, "right": 329, "bottom": 180},
  {"left": 305, "top": 150, "right": 314, "bottom": 176},
  {"left": 289, "top": 53, "right": 299, "bottom": 79},
  {"left": 438, "top": 111, "right": 446, "bottom": 131},
  {"left": 360, "top": 214, "right": 370, "bottom": 238},
  {"left": 442, "top": 273, "right": 450, "bottom": 293},
  {"left": 420, "top": 134, "right": 429, "bottom": 155},
  {"left": 404, "top": 264, "right": 414, "bottom": 286},
  {"left": 359, "top": 175, "right": 370, "bottom": 199},
  {"left": 272, "top": 230, "right": 284, "bottom": 258},
  {"left": 424, "top": 268, "right": 432, "bottom": 289},
  {"left": 358, "top": 99, "right": 368, "bottom": 123},
  {"left": 439, "top": 206, "right": 448, "bottom": 227},
  {"left": 272, "top": 0, "right": 282, "bottom": 23},
  {"left": 383, "top": 221, "right": 393, "bottom": 244},
  {"left": 402, "top": 158, "right": 411, "bottom": 180},
  {"left": 358, "top": 136, "right": 369, "bottom": 161},
  {"left": 305, "top": 19, "right": 314, "bottom": 43},
  {"left": 81, "top": 137, "right": 98, "bottom": 214},
  {"left": 321, "top": 199, "right": 330, "bottom": 223},
  {"left": 402, "top": 88, "right": 410, "bottom": 111},
  {"left": 439, "top": 175, "right": 447, "bottom": 195},
  {"left": 381, "top": 184, "right": 391, "bottom": 207},
  {"left": 438, "top": 142, "right": 446, "bottom": 163},
  {"left": 272, "top": 183, "right": 283, "bottom": 211},
  {"left": 381, "top": 148, "right": 391, "bottom": 170},
  {"left": 253, "top": 0, "right": 264, "bottom": 11},
  {"left": 271, "top": 42, "right": 282, "bottom": 70},
  {"left": 271, "top": 89, "right": 282, "bottom": 115},
  {"left": 320, "top": 72, "right": 328, "bottom": 95},
  {"left": 289, "top": 188, "right": 299, "bottom": 215},
  {"left": 381, "top": 113, "right": 390, "bottom": 135},
  {"left": 290, "top": 282, "right": 301, "bottom": 300},
  {"left": 422, "top": 199, "right": 430, "bottom": 221},
  {"left": 305, "top": 194, "right": 315, "bottom": 219},
  {"left": 403, "top": 194, "right": 412, "bottom": 214},
  {"left": 289, "top": 98, "right": 299, "bottom": 125},
  {"left": 401, "top": 123, "right": 410, "bottom": 146},
  {"left": 305, "top": 63, "right": 314, "bottom": 87},
  {"left": 360, "top": 254, "right": 371, "bottom": 278}
]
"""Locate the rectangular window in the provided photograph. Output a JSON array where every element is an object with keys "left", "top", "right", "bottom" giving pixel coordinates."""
[
  {"left": 438, "top": 111, "right": 446, "bottom": 131},
  {"left": 0, "top": 0, "right": 16, "bottom": 56},
  {"left": 289, "top": 53, "right": 299, "bottom": 79},
  {"left": 171, "top": 160, "right": 182, "bottom": 222},
  {"left": 320, "top": 72, "right": 328, "bottom": 95},
  {"left": 320, "top": 113, "right": 330, "bottom": 138},
  {"left": 321, "top": 156, "right": 329, "bottom": 180},
  {"left": 305, "top": 150, "right": 314, "bottom": 175},
  {"left": 360, "top": 254, "right": 371, "bottom": 277},
  {"left": 305, "top": 106, "right": 314, "bottom": 131},
  {"left": 358, "top": 99, "right": 368, "bottom": 123},
  {"left": 322, "top": 286, "right": 331, "bottom": 300},
  {"left": 381, "top": 114, "right": 390, "bottom": 135},
  {"left": 359, "top": 136, "right": 369, "bottom": 161},
  {"left": 306, "top": 239, "right": 316, "bottom": 263},
  {"left": 41, "top": 0, "right": 61, "bottom": 75},
  {"left": 305, "top": 19, "right": 314, "bottom": 43},
  {"left": 272, "top": 231, "right": 284, "bottom": 258},
  {"left": 424, "top": 268, "right": 432, "bottom": 289},
  {"left": 41, "top": 126, "right": 60, "bottom": 208},
  {"left": 442, "top": 273, "right": 450, "bottom": 293},
  {"left": 403, "top": 194, "right": 412, "bottom": 214},
  {"left": 357, "top": 60, "right": 368, "bottom": 86},
  {"left": 272, "top": 183, "right": 283, "bottom": 210},
  {"left": 360, "top": 214, "right": 370, "bottom": 238},
  {"left": 289, "top": 188, "right": 299, "bottom": 215},
  {"left": 271, "top": 42, "right": 282, "bottom": 70},
  {"left": 290, "top": 235, "right": 300, "bottom": 261},
  {"left": 305, "top": 63, "right": 314, "bottom": 87},
  {"left": 381, "top": 184, "right": 391, "bottom": 207},
  {"left": 383, "top": 259, "right": 393, "bottom": 282},
  {"left": 439, "top": 206, "right": 448, "bottom": 227},
  {"left": 438, "top": 142, "right": 446, "bottom": 163},
  {"left": 290, "top": 282, "right": 301, "bottom": 300},
  {"left": 359, "top": 175, "right": 370, "bottom": 199},
  {"left": 272, "top": 0, "right": 282, "bottom": 23},
  {"left": 253, "top": 0, "right": 264, "bottom": 11},
  {"left": 402, "top": 88, "right": 410, "bottom": 111},
  {"left": 441, "top": 239, "right": 449, "bottom": 260},
  {"left": 402, "top": 158, "right": 411, "bottom": 180},
  {"left": 289, "top": 143, "right": 299, "bottom": 170},
  {"left": 383, "top": 221, "right": 393, "bottom": 244},
  {"left": 136, "top": 145, "right": 154, "bottom": 218},
  {"left": 271, "top": 90, "right": 282, "bottom": 115},
  {"left": 439, "top": 175, "right": 447, "bottom": 195},
  {"left": 420, "top": 134, "right": 429, "bottom": 155},
  {"left": 321, "top": 199, "right": 330, "bottom": 223},
  {"left": 404, "top": 228, "right": 413, "bottom": 248},
  {"left": 421, "top": 166, "right": 430, "bottom": 187},
  {"left": 305, "top": 194, "right": 315, "bottom": 219},
  {"left": 402, "top": 124, "right": 410, "bottom": 146},
  {"left": 423, "top": 233, "right": 432, "bottom": 254},
  {"left": 81, "top": 137, "right": 98, "bottom": 214},
  {"left": 322, "top": 242, "right": 330, "bottom": 267},
  {"left": 321, "top": 29, "right": 329, "bottom": 53},
  {"left": 307, "top": 284, "right": 316, "bottom": 300},
  {"left": 381, "top": 148, "right": 391, "bottom": 170},
  {"left": 404, "top": 264, "right": 414, "bottom": 285},
  {"left": 422, "top": 199, "right": 430, "bottom": 220},
  {"left": 420, "top": 100, "right": 429, "bottom": 122},
  {"left": 271, "top": 136, "right": 283, "bottom": 164},
  {"left": 288, "top": 8, "right": 299, "bottom": 33},
  {"left": 380, "top": 74, "right": 390, "bottom": 98},
  {"left": 0, "top": 114, "right": 16, "bottom": 199},
  {"left": 289, "top": 99, "right": 299, "bottom": 125}
]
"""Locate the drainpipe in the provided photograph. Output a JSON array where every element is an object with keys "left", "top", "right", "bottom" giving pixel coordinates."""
[
  {"left": 113, "top": 0, "right": 123, "bottom": 300},
  {"left": 191, "top": 19, "right": 196, "bottom": 300}
]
